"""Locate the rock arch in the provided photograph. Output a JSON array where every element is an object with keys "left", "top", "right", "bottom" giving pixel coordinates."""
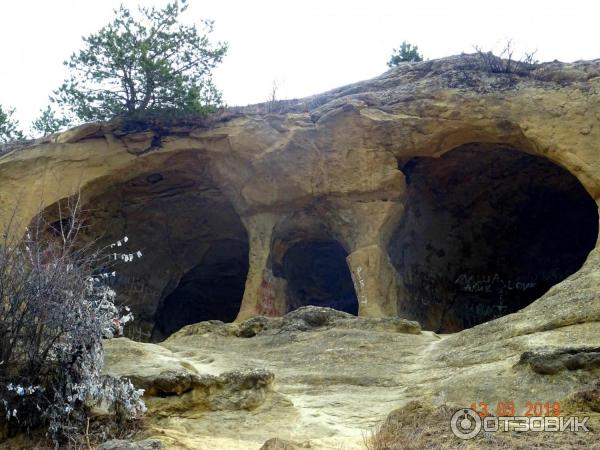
[
  {"left": 387, "top": 143, "right": 599, "bottom": 332},
  {"left": 36, "top": 161, "right": 250, "bottom": 341},
  {"left": 2, "top": 56, "right": 600, "bottom": 339},
  {"left": 267, "top": 212, "right": 358, "bottom": 315}
]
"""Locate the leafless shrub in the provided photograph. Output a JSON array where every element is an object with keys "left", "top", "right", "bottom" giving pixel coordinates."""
[
  {"left": 264, "top": 79, "right": 295, "bottom": 114},
  {"left": 474, "top": 40, "right": 539, "bottom": 76},
  {"left": 267, "top": 80, "right": 278, "bottom": 112},
  {"left": 0, "top": 196, "right": 145, "bottom": 447}
]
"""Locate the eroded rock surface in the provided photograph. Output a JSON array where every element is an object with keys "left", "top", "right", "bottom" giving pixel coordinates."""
[
  {"left": 0, "top": 55, "right": 599, "bottom": 448},
  {"left": 103, "top": 291, "right": 600, "bottom": 449},
  {"left": 0, "top": 55, "right": 598, "bottom": 338}
]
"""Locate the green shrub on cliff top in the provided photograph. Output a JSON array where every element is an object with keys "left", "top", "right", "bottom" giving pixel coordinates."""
[
  {"left": 0, "top": 105, "right": 24, "bottom": 143},
  {"left": 31, "top": 105, "right": 71, "bottom": 137},
  {"left": 387, "top": 41, "right": 423, "bottom": 67}
]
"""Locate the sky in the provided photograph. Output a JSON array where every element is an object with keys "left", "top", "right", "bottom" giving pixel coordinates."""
[{"left": 1, "top": 0, "right": 599, "bottom": 129}]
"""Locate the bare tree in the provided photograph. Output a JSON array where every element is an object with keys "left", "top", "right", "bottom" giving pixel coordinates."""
[{"left": 266, "top": 80, "right": 280, "bottom": 113}]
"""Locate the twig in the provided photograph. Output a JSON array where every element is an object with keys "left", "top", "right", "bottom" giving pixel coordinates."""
[{"left": 86, "top": 416, "right": 92, "bottom": 450}]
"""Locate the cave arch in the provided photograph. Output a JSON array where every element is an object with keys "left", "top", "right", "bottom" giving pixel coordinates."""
[
  {"left": 388, "top": 143, "right": 599, "bottom": 332},
  {"left": 269, "top": 213, "right": 358, "bottom": 315},
  {"left": 276, "top": 239, "right": 358, "bottom": 314},
  {"left": 38, "top": 165, "right": 250, "bottom": 341}
]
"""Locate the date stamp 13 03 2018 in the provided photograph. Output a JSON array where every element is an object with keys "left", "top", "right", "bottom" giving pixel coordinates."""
[{"left": 470, "top": 401, "right": 561, "bottom": 417}]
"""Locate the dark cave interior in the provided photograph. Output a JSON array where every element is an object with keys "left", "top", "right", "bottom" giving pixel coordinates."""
[
  {"left": 388, "top": 143, "right": 599, "bottom": 332},
  {"left": 276, "top": 239, "right": 359, "bottom": 314},
  {"left": 152, "top": 239, "right": 249, "bottom": 340},
  {"left": 42, "top": 162, "right": 251, "bottom": 342}
]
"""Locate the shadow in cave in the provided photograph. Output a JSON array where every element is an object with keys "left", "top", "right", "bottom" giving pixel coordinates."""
[
  {"left": 39, "top": 160, "right": 253, "bottom": 343},
  {"left": 276, "top": 240, "right": 358, "bottom": 314},
  {"left": 389, "top": 143, "right": 599, "bottom": 333},
  {"left": 151, "top": 239, "right": 249, "bottom": 341}
]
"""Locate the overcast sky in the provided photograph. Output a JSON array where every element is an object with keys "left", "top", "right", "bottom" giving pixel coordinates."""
[{"left": 1, "top": 0, "right": 599, "bottom": 128}]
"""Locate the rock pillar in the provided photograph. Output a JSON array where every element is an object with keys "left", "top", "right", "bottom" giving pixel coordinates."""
[
  {"left": 338, "top": 199, "right": 406, "bottom": 318},
  {"left": 235, "top": 213, "right": 286, "bottom": 321},
  {"left": 347, "top": 245, "right": 400, "bottom": 317}
]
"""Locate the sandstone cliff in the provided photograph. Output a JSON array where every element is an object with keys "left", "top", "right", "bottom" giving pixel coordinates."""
[{"left": 0, "top": 54, "right": 599, "bottom": 449}]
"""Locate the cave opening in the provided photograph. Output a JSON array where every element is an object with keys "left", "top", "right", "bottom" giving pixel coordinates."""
[
  {"left": 276, "top": 239, "right": 358, "bottom": 314},
  {"left": 389, "top": 143, "right": 599, "bottom": 333},
  {"left": 151, "top": 238, "right": 249, "bottom": 340},
  {"left": 39, "top": 159, "right": 251, "bottom": 342}
]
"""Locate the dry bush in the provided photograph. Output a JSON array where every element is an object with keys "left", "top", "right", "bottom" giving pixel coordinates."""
[
  {"left": 364, "top": 401, "right": 456, "bottom": 450},
  {"left": 0, "top": 197, "right": 145, "bottom": 448},
  {"left": 364, "top": 401, "right": 598, "bottom": 450},
  {"left": 474, "top": 40, "right": 539, "bottom": 77}
]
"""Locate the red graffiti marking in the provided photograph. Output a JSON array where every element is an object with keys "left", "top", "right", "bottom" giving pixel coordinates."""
[{"left": 256, "top": 271, "right": 279, "bottom": 316}]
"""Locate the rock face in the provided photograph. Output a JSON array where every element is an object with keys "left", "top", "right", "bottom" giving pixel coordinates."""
[
  {"left": 0, "top": 55, "right": 599, "bottom": 448},
  {"left": 1, "top": 54, "right": 598, "bottom": 339}
]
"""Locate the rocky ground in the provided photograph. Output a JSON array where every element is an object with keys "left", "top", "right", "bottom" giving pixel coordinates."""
[
  {"left": 102, "top": 252, "right": 600, "bottom": 449},
  {"left": 2, "top": 249, "right": 598, "bottom": 449},
  {"left": 104, "top": 308, "right": 427, "bottom": 449}
]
